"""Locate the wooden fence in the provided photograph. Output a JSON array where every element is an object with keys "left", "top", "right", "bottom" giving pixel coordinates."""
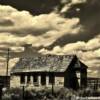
[{"left": 87, "top": 78, "right": 100, "bottom": 90}]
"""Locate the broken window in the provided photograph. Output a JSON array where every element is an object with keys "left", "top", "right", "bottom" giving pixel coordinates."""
[
  {"left": 41, "top": 74, "right": 46, "bottom": 85},
  {"left": 27, "top": 75, "right": 31, "bottom": 84},
  {"left": 49, "top": 74, "right": 55, "bottom": 84},
  {"left": 20, "top": 75, "right": 25, "bottom": 84},
  {"left": 33, "top": 74, "right": 38, "bottom": 86},
  {"left": 34, "top": 74, "right": 38, "bottom": 82}
]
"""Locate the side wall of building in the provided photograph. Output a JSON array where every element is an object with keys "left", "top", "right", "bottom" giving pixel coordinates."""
[
  {"left": 55, "top": 76, "right": 64, "bottom": 87},
  {"left": 10, "top": 74, "right": 65, "bottom": 89},
  {"left": 10, "top": 76, "right": 20, "bottom": 88}
]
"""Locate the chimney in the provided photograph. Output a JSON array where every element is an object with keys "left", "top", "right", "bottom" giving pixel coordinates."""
[
  {"left": 21, "top": 44, "right": 40, "bottom": 57},
  {"left": 23, "top": 44, "right": 32, "bottom": 50}
]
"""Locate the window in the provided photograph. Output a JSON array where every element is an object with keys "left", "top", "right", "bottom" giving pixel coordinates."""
[
  {"left": 27, "top": 75, "right": 31, "bottom": 84},
  {"left": 34, "top": 74, "right": 38, "bottom": 83},
  {"left": 33, "top": 74, "right": 38, "bottom": 86},
  {"left": 20, "top": 75, "right": 25, "bottom": 84},
  {"left": 49, "top": 74, "right": 55, "bottom": 84},
  {"left": 41, "top": 74, "right": 46, "bottom": 85}
]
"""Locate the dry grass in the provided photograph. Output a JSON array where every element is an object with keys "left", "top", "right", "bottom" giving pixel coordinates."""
[{"left": 2, "top": 87, "right": 100, "bottom": 100}]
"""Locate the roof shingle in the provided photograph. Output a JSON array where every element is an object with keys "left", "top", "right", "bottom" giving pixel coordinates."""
[{"left": 11, "top": 55, "right": 76, "bottom": 74}]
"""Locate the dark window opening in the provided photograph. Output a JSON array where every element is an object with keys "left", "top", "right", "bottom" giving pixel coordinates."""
[
  {"left": 41, "top": 75, "right": 46, "bottom": 85},
  {"left": 34, "top": 74, "right": 38, "bottom": 83},
  {"left": 34, "top": 74, "right": 38, "bottom": 86},
  {"left": 49, "top": 74, "right": 55, "bottom": 84},
  {"left": 27, "top": 75, "right": 30, "bottom": 84},
  {"left": 20, "top": 75, "right": 25, "bottom": 84}
]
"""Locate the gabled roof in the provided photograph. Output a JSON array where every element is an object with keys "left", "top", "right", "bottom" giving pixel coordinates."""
[
  {"left": 11, "top": 55, "right": 87, "bottom": 74},
  {"left": 11, "top": 55, "right": 77, "bottom": 74}
]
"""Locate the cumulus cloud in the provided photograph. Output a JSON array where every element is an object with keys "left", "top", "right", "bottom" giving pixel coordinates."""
[
  {"left": 0, "top": 2, "right": 100, "bottom": 77},
  {"left": 0, "top": 5, "right": 80, "bottom": 37},
  {"left": 0, "top": 5, "right": 81, "bottom": 48}
]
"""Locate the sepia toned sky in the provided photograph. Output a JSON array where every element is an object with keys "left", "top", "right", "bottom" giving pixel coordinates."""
[{"left": 0, "top": 0, "right": 100, "bottom": 77}]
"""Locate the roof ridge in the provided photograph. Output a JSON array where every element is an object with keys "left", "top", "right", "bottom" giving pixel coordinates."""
[{"left": 19, "top": 54, "right": 76, "bottom": 58}]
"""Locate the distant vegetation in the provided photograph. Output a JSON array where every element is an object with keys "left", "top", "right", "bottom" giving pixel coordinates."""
[{"left": 2, "top": 87, "right": 100, "bottom": 100}]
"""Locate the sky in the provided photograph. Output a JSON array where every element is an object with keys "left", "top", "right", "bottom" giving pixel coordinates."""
[{"left": 0, "top": 0, "right": 100, "bottom": 77}]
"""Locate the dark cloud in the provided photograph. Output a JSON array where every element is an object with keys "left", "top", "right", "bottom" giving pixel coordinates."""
[
  {"left": 47, "top": 29, "right": 99, "bottom": 49},
  {"left": 62, "top": 0, "right": 100, "bottom": 32},
  {"left": 46, "top": 0, "right": 100, "bottom": 49},
  {"left": 0, "top": 0, "right": 61, "bottom": 15}
]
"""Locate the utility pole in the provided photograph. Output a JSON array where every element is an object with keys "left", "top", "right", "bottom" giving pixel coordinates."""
[
  {"left": 6, "top": 48, "right": 10, "bottom": 87},
  {"left": 51, "top": 62, "right": 54, "bottom": 95},
  {"left": 6, "top": 48, "right": 10, "bottom": 76}
]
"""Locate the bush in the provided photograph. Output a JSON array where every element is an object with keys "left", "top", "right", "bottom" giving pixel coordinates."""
[
  {"left": 2, "top": 94, "right": 11, "bottom": 100},
  {"left": 2, "top": 87, "right": 22, "bottom": 100},
  {"left": 4, "top": 87, "right": 99, "bottom": 100}
]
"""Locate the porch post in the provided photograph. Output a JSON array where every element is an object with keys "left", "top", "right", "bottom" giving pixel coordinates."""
[
  {"left": 46, "top": 76, "right": 49, "bottom": 86},
  {"left": 25, "top": 76, "right": 27, "bottom": 85},
  {"left": 32, "top": 76, "right": 34, "bottom": 86},
  {"left": 30, "top": 76, "right": 33, "bottom": 85},
  {"left": 38, "top": 76, "right": 41, "bottom": 86}
]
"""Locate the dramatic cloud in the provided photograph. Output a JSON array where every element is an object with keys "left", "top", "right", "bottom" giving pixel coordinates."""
[
  {"left": 0, "top": 5, "right": 81, "bottom": 47},
  {"left": 0, "top": 0, "right": 100, "bottom": 77}
]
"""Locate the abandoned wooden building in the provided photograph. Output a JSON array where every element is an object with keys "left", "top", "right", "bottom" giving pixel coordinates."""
[{"left": 10, "top": 55, "right": 88, "bottom": 90}]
